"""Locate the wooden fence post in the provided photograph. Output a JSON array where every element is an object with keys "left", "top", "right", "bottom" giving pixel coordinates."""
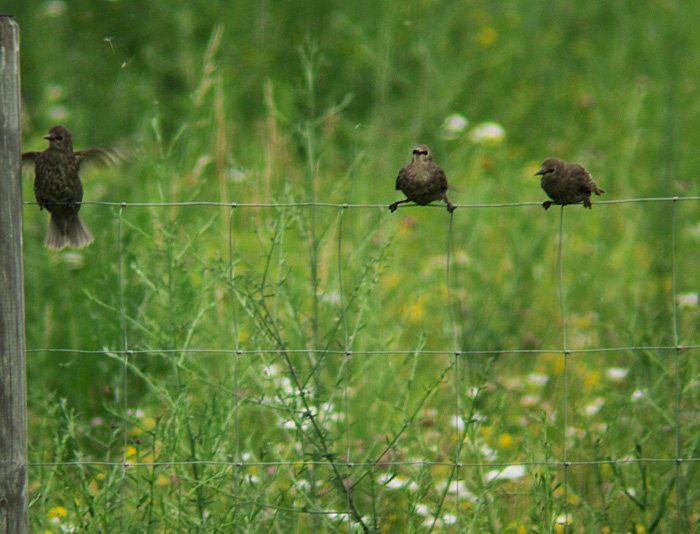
[{"left": 0, "top": 14, "right": 28, "bottom": 534}]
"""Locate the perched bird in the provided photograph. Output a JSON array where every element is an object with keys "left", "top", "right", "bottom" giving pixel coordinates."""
[
  {"left": 535, "top": 158, "right": 605, "bottom": 210},
  {"left": 389, "top": 144, "right": 455, "bottom": 213},
  {"left": 22, "top": 125, "right": 124, "bottom": 250}
]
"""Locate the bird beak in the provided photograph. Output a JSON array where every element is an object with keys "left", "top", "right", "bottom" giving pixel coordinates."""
[
  {"left": 534, "top": 169, "right": 544, "bottom": 176},
  {"left": 44, "top": 134, "right": 54, "bottom": 140}
]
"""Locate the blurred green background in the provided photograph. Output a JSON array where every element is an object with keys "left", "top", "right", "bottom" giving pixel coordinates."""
[{"left": 9, "top": 0, "right": 700, "bottom": 532}]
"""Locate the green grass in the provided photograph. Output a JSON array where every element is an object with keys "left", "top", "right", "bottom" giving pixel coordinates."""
[{"left": 10, "top": 0, "right": 700, "bottom": 532}]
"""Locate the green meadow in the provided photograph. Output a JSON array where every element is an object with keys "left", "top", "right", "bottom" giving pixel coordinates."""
[{"left": 10, "top": 1, "right": 700, "bottom": 532}]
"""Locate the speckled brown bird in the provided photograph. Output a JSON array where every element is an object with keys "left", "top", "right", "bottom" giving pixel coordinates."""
[
  {"left": 389, "top": 145, "right": 454, "bottom": 213},
  {"left": 22, "top": 125, "right": 123, "bottom": 250},
  {"left": 535, "top": 158, "right": 605, "bottom": 210}
]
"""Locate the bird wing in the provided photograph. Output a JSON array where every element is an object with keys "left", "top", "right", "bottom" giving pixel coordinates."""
[
  {"left": 435, "top": 166, "right": 449, "bottom": 192},
  {"left": 21, "top": 151, "right": 41, "bottom": 172},
  {"left": 437, "top": 167, "right": 449, "bottom": 191},
  {"left": 580, "top": 170, "right": 604, "bottom": 195},
  {"left": 396, "top": 166, "right": 410, "bottom": 191},
  {"left": 21, "top": 152, "right": 45, "bottom": 178},
  {"left": 567, "top": 164, "right": 597, "bottom": 193},
  {"left": 75, "top": 145, "right": 128, "bottom": 170},
  {"left": 581, "top": 171, "right": 600, "bottom": 194}
]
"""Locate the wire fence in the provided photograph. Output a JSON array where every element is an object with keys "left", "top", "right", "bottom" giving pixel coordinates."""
[{"left": 24, "top": 196, "right": 700, "bottom": 532}]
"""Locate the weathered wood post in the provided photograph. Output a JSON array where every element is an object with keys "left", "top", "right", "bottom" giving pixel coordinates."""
[{"left": 0, "top": 14, "right": 28, "bottom": 534}]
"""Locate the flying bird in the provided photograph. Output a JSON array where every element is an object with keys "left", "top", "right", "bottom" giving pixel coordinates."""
[
  {"left": 535, "top": 158, "right": 604, "bottom": 210},
  {"left": 22, "top": 125, "right": 125, "bottom": 250},
  {"left": 389, "top": 145, "right": 455, "bottom": 213}
]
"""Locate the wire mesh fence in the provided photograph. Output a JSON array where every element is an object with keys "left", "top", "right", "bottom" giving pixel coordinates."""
[{"left": 24, "top": 197, "right": 700, "bottom": 532}]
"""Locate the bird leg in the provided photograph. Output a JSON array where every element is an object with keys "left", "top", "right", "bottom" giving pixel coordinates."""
[
  {"left": 389, "top": 199, "right": 410, "bottom": 213},
  {"left": 583, "top": 199, "right": 592, "bottom": 209},
  {"left": 445, "top": 198, "right": 455, "bottom": 213},
  {"left": 542, "top": 201, "right": 553, "bottom": 210}
]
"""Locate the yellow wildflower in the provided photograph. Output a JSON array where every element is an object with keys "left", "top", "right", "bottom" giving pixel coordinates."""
[
  {"left": 49, "top": 506, "right": 66, "bottom": 518},
  {"left": 499, "top": 433, "right": 513, "bottom": 448},
  {"left": 477, "top": 26, "right": 498, "bottom": 46}
]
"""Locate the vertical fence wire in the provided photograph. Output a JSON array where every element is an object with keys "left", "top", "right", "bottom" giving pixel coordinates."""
[
  {"left": 117, "top": 204, "right": 128, "bottom": 533},
  {"left": 228, "top": 204, "right": 242, "bottom": 528},
  {"left": 337, "top": 206, "right": 353, "bottom": 519},
  {"left": 446, "top": 211, "right": 461, "bottom": 530},
  {"left": 671, "top": 198, "right": 683, "bottom": 531},
  {"left": 557, "top": 205, "right": 570, "bottom": 532}
]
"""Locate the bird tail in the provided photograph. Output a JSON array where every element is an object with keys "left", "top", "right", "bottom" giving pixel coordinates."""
[
  {"left": 45, "top": 214, "right": 94, "bottom": 250},
  {"left": 594, "top": 187, "right": 605, "bottom": 196}
]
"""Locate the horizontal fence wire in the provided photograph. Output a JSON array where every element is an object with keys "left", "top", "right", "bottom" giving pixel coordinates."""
[
  {"left": 24, "top": 195, "right": 698, "bottom": 532},
  {"left": 20, "top": 195, "right": 700, "bottom": 209},
  {"left": 26, "top": 346, "right": 700, "bottom": 355},
  {"left": 28, "top": 458, "right": 700, "bottom": 469}
]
